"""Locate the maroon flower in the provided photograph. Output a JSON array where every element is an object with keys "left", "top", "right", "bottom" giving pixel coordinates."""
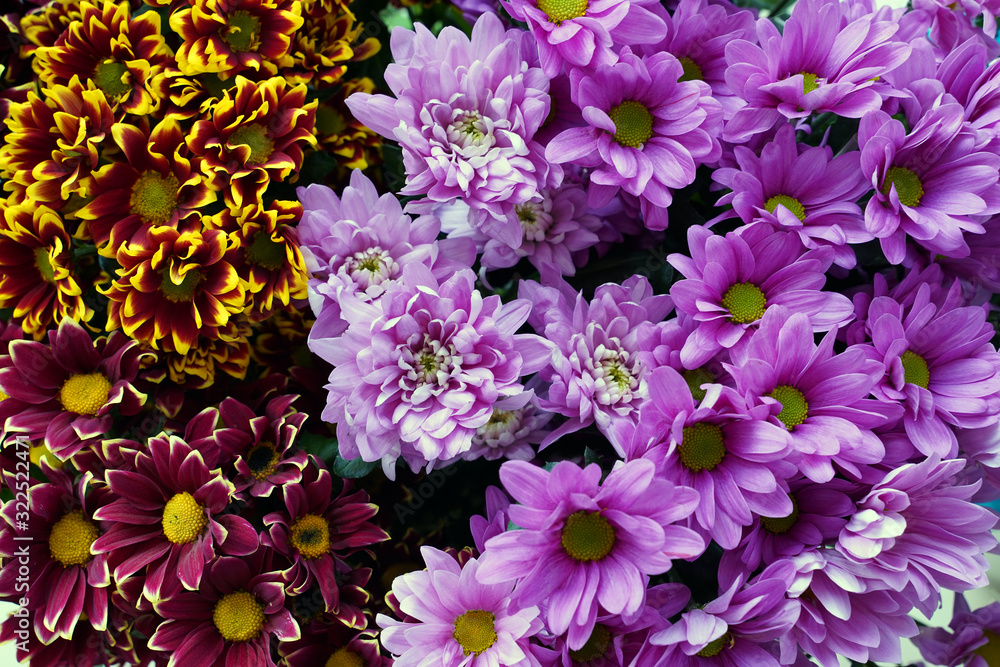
[{"left": 281, "top": 621, "right": 390, "bottom": 667}]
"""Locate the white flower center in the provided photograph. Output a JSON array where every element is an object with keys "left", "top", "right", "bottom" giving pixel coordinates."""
[
  {"left": 516, "top": 200, "right": 554, "bottom": 242},
  {"left": 585, "top": 343, "right": 640, "bottom": 406},
  {"left": 447, "top": 110, "right": 493, "bottom": 150},
  {"left": 475, "top": 409, "right": 526, "bottom": 448},
  {"left": 344, "top": 246, "right": 398, "bottom": 290},
  {"left": 403, "top": 335, "right": 461, "bottom": 387}
]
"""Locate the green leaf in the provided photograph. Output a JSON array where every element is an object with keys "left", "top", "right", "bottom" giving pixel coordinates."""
[
  {"left": 297, "top": 431, "right": 340, "bottom": 462},
  {"left": 331, "top": 455, "right": 379, "bottom": 479}
]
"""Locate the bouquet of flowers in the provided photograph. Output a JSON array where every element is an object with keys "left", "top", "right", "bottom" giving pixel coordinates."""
[{"left": 3, "top": 0, "right": 1000, "bottom": 664}]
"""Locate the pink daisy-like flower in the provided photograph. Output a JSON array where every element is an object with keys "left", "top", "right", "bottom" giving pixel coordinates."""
[
  {"left": 379, "top": 546, "right": 544, "bottom": 666},
  {"left": 149, "top": 552, "right": 299, "bottom": 667},
  {"left": 546, "top": 48, "right": 722, "bottom": 231},
  {"left": 668, "top": 224, "right": 854, "bottom": 369},
  {"left": 0, "top": 318, "right": 147, "bottom": 461},
  {"left": 90, "top": 435, "right": 258, "bottom": 602},
  {"left": 477, "top": 459, "right": 704, "bottom": 649}
]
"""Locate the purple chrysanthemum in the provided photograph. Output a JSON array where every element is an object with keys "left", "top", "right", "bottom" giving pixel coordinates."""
[
  {"left": 345, "top": 15, "right": 559, "bottom": 248},
  {"left": 913, "top": 594, "right": 1000, "bottom": 667},
  {"left": 311, "top": 265, "right": 547, "bottom": 477},
  {"left": 477, "top": 459, "right": 704, "bottom": 649},
  {"left": 545, "top": 48, "right": 722, "bottom": 231},
  {"left": 461, "top": 389, "right": 553, "bottom": 463},
  {"left": 379, "top": 546, "right": 544, "bottom": 666}
]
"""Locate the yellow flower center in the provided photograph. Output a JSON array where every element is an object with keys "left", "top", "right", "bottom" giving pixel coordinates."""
[
  {"left": 213, "top": 591, "right": 265, "bottom": 642},
  {"left": 901, "top": 350, "right": 930, "bottom": 389},
  {"left": 679, "top": 423, "right": 726, "bottom": 472},
  {"left": 246, "top": 231, "right": 286, "bottom": 270},
  {"left": 325, "top": 648, "right": 365, "bottom": 667},
  {"left": 800, "top": 72, "right": 819, "bottom": 95},
  {"left": 608, "top": 100, "right": 654, "bottom": 149},
  {"left": 289, "top": 514, "right": 330, "bottom": 559},
  {"left": 768, "top": 385, "right": 809, "bottom": 430},
  {"left": 569, "top": 624, "right": 612, "bottom": 663},
  {"left": 453, "top": 610, "right": 497, "bottom": 656},
  {"left": 536, "top": 0, "right": 588, "bottom": 23},
  {"left": 683, "top": 367, "right": 715, "bottom": 402},
  {"left": 33, "top": 247, "right": 57, "bottom": 284},
  {"left": 59, "top": 372, "right": 112, "bottom": 416},
  {"left": 48, "top": 511, "right": 99, "bottom": 567},
  {"left": 764, "top": 194, "right": 806, "bottom": 222},
  {"left": 160, "top": 268, "right": 204, "bottom": 303},
  {"left": 246, "top": 442, "right": 280, "bottom": 480},
  {"left": 0, "top": 389, "right": 6, "bottom": 401},
  {"left": 93, "top": 59, "right": 131, "bottom": 99},
  {"left": 229, "top": 124, "right": 275, "bottom": 165},
  {"left": 130, "top": 171, "right": 180, "bottom": 226},
  {"left": 722, "top": 282, "right": 767, "bottom": 324},
  {"left": 697, "top": 632, "right": 733, "bottom": 657},
  {"left": 222, "top": 10, "right": 262, "bottom": 53},
  {"left": 678, "top": 57, "right": 704, "bottom": 82},
  {"left": 161, "top": 492, "right": 207, "bottom": 545},
  {"left": 561, "top": 511, "right": 615, "bottom": 561},
  {"left": 760, "top": 495, "right": 799, "bottom": 534},
  {"left": 975, "top": 630, "right": 1000, "bottom": 666},
  {"left": 881, "top": 167, "right": 924, "bottom": 208}
]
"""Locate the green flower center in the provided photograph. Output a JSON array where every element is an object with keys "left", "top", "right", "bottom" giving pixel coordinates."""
[
  {"left": 316, "top": 105, "right": 347, "bottom": 136},
  {"left": 768, "top": 385, "right": 809, "bottom": 430},
  {"left": 213, "top": 591, "right": 265, "bottom": 642},
  {"left": 683, "top": 367, "right": 715, "bottom": 402},
  {"left": 536, "top": 0, "right": 588, "bottom": 24},
  {"left": 760, "top": 495, "right": 799, "bottom": 534},
  {"left": 49, "top": 511, "right": 99, "bottom": 567},
  {"left": 59, "top": 372, "right": 111, "bottom": 416},
  {"left": 246, "top": 231, "right": 286, "bottom": 270},
  {"left": 130, "top": 171, "right": 180, "bottom": 226},
  {"left": 289, "top": 514, "right": 330, "bottom": 559},
  {"left": 678, "top": 57, "right": 703, "bottom": 82},
  {"left": 93, "top": 59, "right": 131, "bottom": 99},
  {"left": 222, "top": 10, "right": 261, "bottom": 53},
  {"left": 229, "top": 124, "right": 275, "bottom": 165},
  {"left": 561, "top": 511, "right": 615, "bottom": 561},
  {"left": 325, "top": 648, "right": 365, "bottom": 667},
  {"left": 569, "top": 624, "right": 612, "bottom": 663},
  {"left": 764, "top": 194, "right": 806, "bottom": 222},
  {"left": 453, "top": 610, "right": 497, "bottom": 656},
  {"left": 34, "top": 247, "right": 56, "bottom": 284},
  {"left": 608, "top": 100, "right": 653, "bottom": 149},
  {"left": 162, "top": 492, "right": 207, "bottom": 545},
  {"left": 900, "top": 350, "right": 930, "bottom": 389},
  {"left": 800, "top": 72, "right": 819, "bottom": 95},
  {"left": 697, "top": 632, "right": 733, "bottom": 657},
  {"left": 975, "top": 630, "right": 1000, "bottom": 666},
  {"left": 246, "top": 442, "right": 279, "bottom": 480},
  {"left": 679, "top": 423, "right": 726, "bottom": 472},
  {"left": 881, "top": 166, "right": 924, "bottom": 207},
  {"left": 160, "top": 268, "right": 204, "bottom": 303},
  {"left": 721, "top": 282, "right": 767, "bottom": 324}
]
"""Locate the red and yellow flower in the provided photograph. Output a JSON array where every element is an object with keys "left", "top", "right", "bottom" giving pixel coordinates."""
[
  {"left": 19, "top": 0, "right": 85, "bottom": 59},
  {"left": 76, "top": 118, "right": 218, "bottom": 254},
  {"left": 103, "top": 226, "right": 246, "bottom": 355},
  {"left": 283, "top": 0, "right": 380, "bottom": 88},
  {"left": 315, "top": 78, "right": 383, "bottom": 171},
  {"left": 162, "top": 332, "right": 251, "bottom": 389}
]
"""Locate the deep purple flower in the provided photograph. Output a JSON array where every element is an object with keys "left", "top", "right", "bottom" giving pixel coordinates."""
[
  {"left": 477, "top": 459, "right": 704, "bottom": 649},
  {"left": 913, "top": 594, "right": 1000, "bottom": 667},
  {"left": 545, "top": 48, "right": 722, "bottom": 231}
]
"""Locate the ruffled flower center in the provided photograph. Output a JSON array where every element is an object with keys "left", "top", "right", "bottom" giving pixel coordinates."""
[
  {"left": 536, "top": 0, "right": 588, "bottom": 24},
  {"left": 678, "top": 57, "right": 704, "bottom": 82},
  {"left": 697, "top": 632, "right": 734, "bottom": 657},
  {"left": 722, "top": 282, "right": 766, "bottom": 324},
  {"left": 569, "top": 624, "right": 612, "bottom": 662},
  {"left": 49, "top": 510, "right": 99, "bottom": 567},
  {"left": 246, "top": 442, "right": 280, "bottom": 479},
  {"left": 975, "top": 630, "right": 1000, "bottom": 665},
  {"left": 453, "top": 609, "right": 497, "bottom": 656},
  {"left": 764, "top": 194, "right": 806, "bottom": 222},
  {"left": 130, "top": 171, "right": 181, "bottom": 226},
  {"left": 679, "top": 423, "right": 726, "bottom": 472},
  {"left": 881, "top": 166, "right": 923, "bottom": 207},
  {"left": 586, "top": 343, "right": 639, "bottom": 406},
  {"left": 761, "top": 495, "right": 799, "bottom": 534},
  {"left": 345, "top": 247, "right": 398, "bottom": 289},
  {"left": 516, "top": 201, "right": 553, "bottom": 242},
  {"left": 768, "top": 385, "right": 809, "bottom": 430},
  {"left": 561, "top": 511, "right": 615, "bottom": 561},
  {"left": 160, "top": 268, "right": 204, "bottom": 302},
  {"left": 608, "top": 101, "right": 653, "bottom": 149},
  {"left": 447, "top": 110, "right": 492, "bottom": 150},
  {"left": 901, "top": 350, "right": 930, "bottom": 389},
  {"left": 162, "top": 492, "right": 207, "bottom": 545},
  {"left": 59, "top": 372, "right": 112, "bottom": 416},
  {"left": 93, "top": 59, "right": 131, "bottom": 99},
  {"left": 34, "top": 247, "right": 56, "bottom": 284},
  {"left": 246, "top": 231, "right": 286, "bottom": 270},
  {"left": 222, "top": 11, "right": 262, "bottom": 53},
  {"left": 476, "top": 409, "right": 524, "bottom": 447},
  {"left": 213, "top": 590, "right": 265, "bottom": 642},
  {"left": 290, "top": 513, "right": 330, "bottom": 559},
  {"left": 230, "top": 123, "right": 275, "bottom": 165},
  {"left": 405, "top": 336, "right": 460, "bottom": 387},
  {"left": 800, "top": 72, "right": 819, "bottom": 95},
  {"left": 683, "top": 367, "right": 714, "bottom": 402},
  {"left": 325, "top": 648, "right": 365, "bottom": 667}
]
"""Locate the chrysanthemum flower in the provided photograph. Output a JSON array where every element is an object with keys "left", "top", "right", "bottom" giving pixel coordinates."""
[
  {"left": 0, "top": 202, "right": 92, "bottom": 338},
  {"left": 913, "top": 594, "right": 1000, "bottom": 667},
  {"left": 545, "top": 48, "right": 722, "bottom": 231},
  {"left": 0, "top": 319, "right": 145, "bottom": 460},
  {"left": 281, "top": 623, "right": 389, "bottom": 667},
  {"left": 723, "top": 0, "right": 911, "bottom": 142},
  {"left": 668, "top": 225, "right": 854, "bottom": 368},
  {"left": 859, "top": 103, "right": 1000, "bottom": 264},
  {"left": 478, "top": 459, "right": 704, "bottom": 649},
  {"left": 170, "top": 0, "right": 303, "bottom": 80},
  {"left": 0, "top": 75, "right": 115, "bottom": 203},
  {"left": 282, "top": 0, "right": 380, "bottom": 88},
  {"left": 76, "top": 118, "right": 217, "bottom": 254},
  {"left": 262, "top": 463, "right": 388, "bottom": 610},
  {"left": 345, "top": 13, "right": 559, "bottom": 248},
  {"left": 161, "top": 331, "right": 251, "bottom": 389},
  {"left": 461, "top": 389, "right": 552, "bottom": 463},
  {"left": 34, "top": 0, "right": 173, "bottom": 115},
  {"left": 0, "top": 464, "right": 109, "bottom": 642},
  {"left": 187, "top": 75, "right": 317, "bottom": 208},
  {"left": 148, "top": 553, "right": 299, "bottom": 667},
  {"left": 19, "top": 0, "right": 84, "bottom": 59},
  {"left": 313, "top": 78, "right": 382, "bottom": 170},
  {"left": 91, "top": 435, "right": 258, "bottom": 602},
  {"left": 380, "top": 546, "right": 544, "bottom": 665},
  {"left": 712, "top": 123, "right": 872, "bottom": 268},
  {"left": 103, "top": 226, "right": 246, "bottom": 355}
]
